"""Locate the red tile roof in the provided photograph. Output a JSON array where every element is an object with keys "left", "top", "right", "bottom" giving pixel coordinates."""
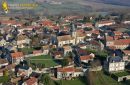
[
  {"left": 114, "top": 31, "right": 122, "bottom": 36},
  {"left": 80, "top": 55, "right": 92, "bottom": 60},
  {"left": 113, "top": 35, "right": 122, "bottom": 40},
  {"left": 11, "top": 52, "right": 24, "bottom": 59},
  {"left": 57, "top": 35, "right": 74, "bottom": 41},
  {"left": 33, "top": 50, "right": 42, "bottom": 54},
  {"left": 57, "top": 67, "right": 75, "bottom": 72},
  {"left": 98, "top": 20, "right": 115, "bottom": 24},
  {"left": 1, "top": 20, "right": 16, "bottom": 25},
  {"left": 84, "top": 23, "right": 93, "bottom": 27},
  {"left": 114, "top": 39, "right": 130, "bottom": 45},
  {"left": 106, "top": 36, "right": 114, "bottom": 41},
  {"left": 40, "top": 20, "right": 53, "bottom": 26}
]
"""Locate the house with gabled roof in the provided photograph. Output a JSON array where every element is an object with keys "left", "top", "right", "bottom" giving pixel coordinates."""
[
  {"left": 57, "top": 66, "right": 84, "bottom": 79},
  {"left": 76, "top": 48, "right": 95, "bottom": 64},
  {"left": 96, "top": 20, "right": 115, "bottom": 27},
  {"left": 57, "top": 35, "right": 75, "bottom": 47},
  {"left": 42, "top": 45, "right": 50, "bottom": 55},
  {"left": 0, "top": 59, "right": 8, "bottom": 68},
  {"left": 11, "top": 52, "right": 24, "bottom": 64},
  {"left": 0, "top": 38, "right": 7, "bottom": 46},
  {"left": 16, "top": 34, "right": 31, "bottom": 48},
  {"left": 63, "top": 45, "right": 72, "bottom": 56},
  {"left": 75, "top": 31, "right": 86, "bottom": 44},
  {"left": 86, "top": 40, "right": 104, "bottom": 51},
  {"left": 17, "top": 65, "right": 32, "bottom": 77},
  {"left": 104, "top": 54, "right": 125, "bottom": 72}
]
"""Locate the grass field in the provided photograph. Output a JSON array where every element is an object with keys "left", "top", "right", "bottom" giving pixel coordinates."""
[
  {"left": 29, "top": 55, "right": 59, "bottom": 67},
  {"left": 88, "top": 71, "right": 122, "bottom": 85},
  {"left": 0, "top": 76, "right": 9, "bottom": 83},
  {"left": 30, "top": 55, "right": 52, "bottom": 59},
  {"left": 55, "top": 77, "right": 87, "bottom": 85},
  {"left": 113, "top": 71, "right": 130, "bottom": 77}
]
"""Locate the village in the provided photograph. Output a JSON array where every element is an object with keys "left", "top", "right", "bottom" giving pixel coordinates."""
[{"left": 0, "top": 14, "right": 130, "bottom": 85}]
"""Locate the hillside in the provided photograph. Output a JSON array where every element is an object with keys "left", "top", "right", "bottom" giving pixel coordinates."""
[{"left": 85, "top": 0, "right": 130, "bottom": 6}]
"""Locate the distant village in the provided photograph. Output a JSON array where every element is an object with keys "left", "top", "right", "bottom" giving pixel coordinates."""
[{"left": 1, "top": 13, "right": 130, "bottom": 85}]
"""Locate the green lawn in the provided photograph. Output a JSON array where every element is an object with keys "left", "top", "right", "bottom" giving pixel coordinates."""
[
  {"left": 30, "top": 55, "right": 52, "bottom": 59},
  {"left": 113, "top": 71, "right": 130, "bottom": 77},
  {"left": 0, "top": 76, "right": 9, "bottom": 83},
  {"left": 29, "top": 55, "right": 59, "bottom": 67},
  {"left": 55, "top": 77, "right": 87, "bottom": 85},
  {"left": 30, "top": 60, "right": 58, "bottom": 67},
  {"left": 20, "top": 47, "right": 34, "bottom": 54},
  {"left": 90, "top": 71, "right": 122, "bottom": 85}
]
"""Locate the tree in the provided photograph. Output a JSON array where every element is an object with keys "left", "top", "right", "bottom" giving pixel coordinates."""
[
  {"left": 40, "top": 74, "right": 54, "bottom": 85},
  {"left": 98, "top": 14, "right": 103, "bottom": 21},
  {"left": 84, "top": 27, "right": 93, "bottom": 31},
  {"left": 83, "top": 16, "right": 91, "bottom": 23},
  {"left": 61, "top": 58, "right": 69, "bottom": 67}
]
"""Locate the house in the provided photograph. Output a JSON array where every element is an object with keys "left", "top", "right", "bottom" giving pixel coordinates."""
[
  {"left": 96, "top": 20, "right": 115, "bottom": 27},
  {"left": 122, "top": 33, "right": 130, "bottom": 39},
  {"left": 122, "top": 50, "right": 130, "bottom": 61},
  {"left": 1, "top": 20, "right": 16, "bottom": 26},
  {"left": 80, "top": 55, "right": 94, "bottom": 63},
  {"left": 75, "top": 31, "right": 86, "bottom": 44},
  {"left": 78, "top": 43, "right": 87, "bottom": 49},
  {"left": 39, "top": 20, "right": 53, "bottom": 27},
  {"left": 0, "top": 38, "right": 7, "bottom": 46},
  {"left": 106, "top": 36, "right": 130, "bottom": 49},
  {"left": 105, "top": 55, "right": 125, "bottom": 72},
  {"left": 123, "top": 50, "right": 130, "bottom": 56},
  {"left": 113, "top": 31, "right": 122, "bottom": 36},
  {"left": 86, "top": 40, "right": 104, "bottom": 51},
  {"left": 33, "top": 50, "right": 43, "bottom": 56},
  {"left": 16, "top": 34, "right": 31, "bottom": 48},
  {"left": 0, "top": 59, "right": 8, "bottom": 68},
  {"left": 57, "top": 35, "right": 75, "bottom": 47},
  {"left": 63, "top": 45, "right": 72, "bottom": 56},
  {"left": 76, "top": 49, "right": 95, "bottom": 64},
  {"left": 42, "top": 45, "right": 49, "bottom": 55},
  {"left": 114, "top": 39, "right": 130, "bottom": 49},
  {"left": 82, "top": 23, "right": 93, "bottom": 28},
  {"left": 11, "top": 52, "right": 24, "bottom": 64},
  {"left": 57, "top": 66, "right": 84, "bottom": 79},
  {"left": 22, "top": 77, "right": 38, "bottom": 85},
  {"left": 18, "top": 66, "right": 32, "bottom": 77},
  {"left": 123, "top": 20, "right": 130, "bottom": 24},
  {"left": 11, "top": 77, "right": 21, "bottom": 84}
]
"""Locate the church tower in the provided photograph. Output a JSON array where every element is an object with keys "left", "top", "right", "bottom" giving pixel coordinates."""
[{"left": 70, "top": 22, "right": 77, "bottom": 38}]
